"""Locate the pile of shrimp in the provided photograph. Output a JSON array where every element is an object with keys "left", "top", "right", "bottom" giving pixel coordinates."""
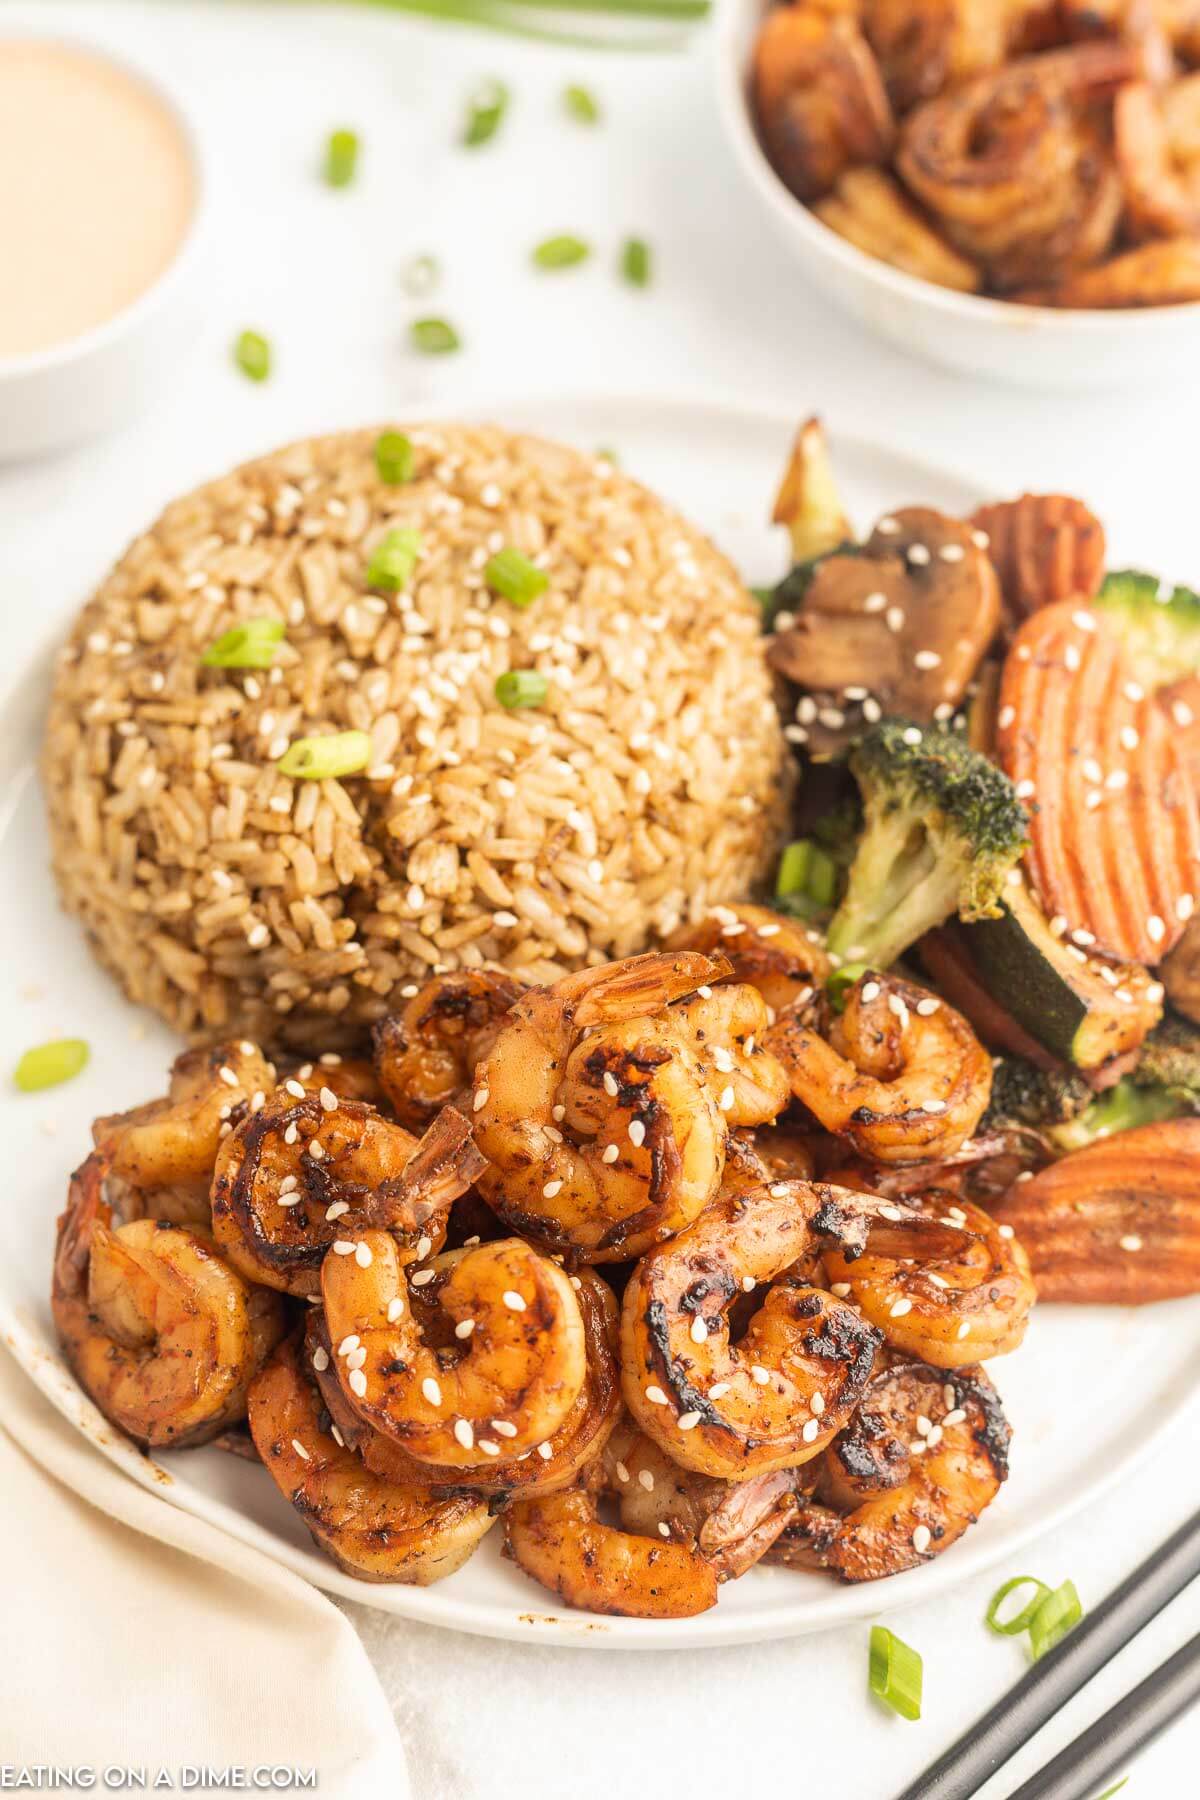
[
  {"left": 752, "top": 0, "right": 1200, "bottom": 307},
  {"left": 52, "top": 919, "right": 1033, "bottom": 1619}
]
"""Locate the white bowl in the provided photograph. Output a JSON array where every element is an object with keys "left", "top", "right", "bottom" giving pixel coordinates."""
[
  {"left": 0, "top": 33, "right": 208, "bottom": 461},
  {"left": 713, "top": 0, "right": 1200, "bottom": 389}
]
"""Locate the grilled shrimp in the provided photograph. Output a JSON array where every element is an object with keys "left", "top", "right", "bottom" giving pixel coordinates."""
[
  {"left": 472, "top": 952, "right": 730, "bottom": 1263},
  {"left": 321, "top": 1234, "right": 588, "bottom": 1466},
  {"left": 373, "top": 971, "right": 526, "bottom": 1133},
  {"left": 503, "top": 1459, "right": 721, "bottom": 1619},
  {"left": 286, "top": 1054, "right": 386, "bottom": 1107},
  {"left": 671, "top": 981, "right": 792, "bottom": 1128},
  {"left": 211, "top": 1094, "right": 483, "bottom": 1296},
  {"left": 767, "top": 1360, "right": 1011, "bottom": 1580},
  {"left": 667, "top": 903, "right": 830, "bottom": 1015},
  {"left": 823, "top": 1189, "right": 1036, "bottom": 1364},
  {"left": 1115, "top": 80, "right": 1200, "bottom": 241},
  {"left": 620, "top": 1177, "right": 968, "bottom": 1480},
  {"left": 94, "top": 1040, "right": 275, "bottom": 1191},
  {"left": 53, "top": 1152, "right": 285, "bottom": 1448},
  {"left": 604, "top": 1421, "right": 803, "bottom": 1580},
  {"left": 247, "top": 1333, "right": 495, "bottom": 1585},
  {"left": 897, "top": 45, "right": 1134, "bottom": 289},
  {"left": 308, "top": 1265, "right": 621, "bottom": 1495},
  {"left": 753, "top": 7, "right": 895, "bottom": 203},
  {"left": 767, "top": 972, "right": 993, "bottom": 1164}
]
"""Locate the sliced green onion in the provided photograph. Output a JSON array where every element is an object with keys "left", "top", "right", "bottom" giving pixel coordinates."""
[
  {"left": 532, "top": 234, "right": 591, "bottom": 270},
  {"left": 374, "top": 431, "right": 415, "bottom": 486},
  {"left": 233, "top": 330, "right": 271, "bottom": 382},
  {"left": 324, "top": 128, "right": 359, "bottom": 187},
  {"left": 200, "top": 618, "right": 286, "bottom": 670},
  {"left": 564, "top": 84, "right": 601, "bottom": 123},
  {"left": 1095, "top": 1781, "right": 1128, "bottom": 1800},
  {"left": 277, "top": 731, "right": 371, "bottom": 781},
  {"left": 596, "top": 446, "right": 620, "bottom": 465},
  {"left": 869, "top": 1626, "right": 922, "bottom": 1721},
  {"left": 827, "top": 963, "right": 871, "bottom": 1011},
  {"left": 410, "top": 316, "right": 461, "bottom": 355},
  {"left": 776, "top": 840, "right": 813, "bottom": 898},
  {"left": 402, "top": 254, "right": 440, "bottom": 298},
  {"left": 463, "top": 79, "right": 509, "bottom": 147},
  {"left": 495, "top": 669, "right": 548, "bottom": 710},
  {"left": 986, "top": 1576, "right": 1052, "bottom": 1638},
  {"left": 366, "top": 528, "right": 423, "bottom": 591},
  {"left": 1029, "top": 1581, "right": 1083, "bottom": 1661},
  {"left": 15, "top": 1039, "right": 89, "bottom": 1093},
  {"left": 485, "top": 547, "right": 549, "bottom": 608},
  {"left": 621, "top": 236, "right": 652, "bottom": 287}
]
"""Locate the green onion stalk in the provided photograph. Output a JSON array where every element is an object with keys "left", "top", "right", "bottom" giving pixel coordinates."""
[{"left": 265, "top": 0, "right": 709, "bottom": 50}]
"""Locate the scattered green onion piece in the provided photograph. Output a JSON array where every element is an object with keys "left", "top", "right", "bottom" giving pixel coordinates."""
[
  {"left": 621, "top": 236, "right": 652, "bottom": 287},
  {"left": 775, "top": 840, "right": 813, "bottom": 898},
  {"left": 806, "top": 846, "right": 837, "bottom": 907},
  {"left": 15, "top": 1039, "right": 90, "bottom": 1093},
  {"left": 869, "top": 1626, "right": 923, "bottom": 1722},
  {"left": 324, "top": 128, "right": 359, "bottom": 188},
  {"left": 367, "top": 528, "right": 423, "bottom": 591},
  {"left": 986, "top": 1576, "right": 1052, "bottom": 1638},
  {"left": 410, "top": 317, "right": 461, "bottom": 355},
  {"left": 374, "top": 431, "right": 415, "bottom": 486},
  {"left": 595, "top": 446, "right": 620, "bottom": 465},
  {"left": 485, "top": 547, "right": 549, "bottom": 608},
  {"left": 1095, "top": 1781, "right": 1128, "bottom": 1800},
  {"left": 751, "top": 586, "right": 774, "bottom": 612},
  {"left": 495, "top": 669, "right": 548, "bottom": 710},
  {"left": 564, "top": 84, "right": 601, "bottom": 124},
  {"left": 1029, "top": 1581, "right": 1083, "bottom": 1661},
  {"left": 277, "top": 731, "right": 371, "bottom": 781},
  {"left": 402, "top": 254, "right": 440, "bottom": 298},
  {"left": 200, "top": 618, "right": 286, "bottom": 670},
  {"left": 532, "top": 234, "right": 591, "bottom": 271},
  {"left": 233, "top": 330, "right": 271, "bottom": 382},
  {"left": 827, "top": 962, "right": 871, "bottom": 1011},
  {"left": 463, "top": 79, "right": 509, "bottom": 147}
]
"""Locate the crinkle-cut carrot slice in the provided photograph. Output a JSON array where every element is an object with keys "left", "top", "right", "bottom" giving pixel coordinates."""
[
  {"left": 992, "top": 1119, "right": 1200, "bottom": 1304},
  {"left": 996, "top": 599, "right": 1200, "bottom": 964},
  {"left": 971, "top": 494, "right": 1106, "bottom": 625}
]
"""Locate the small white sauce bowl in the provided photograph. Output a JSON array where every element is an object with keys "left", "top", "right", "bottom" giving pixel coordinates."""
[
  {"left": 0, "top": 33, "right": 208, "bottom": 461},
  {"left": 713, "top": 0, "right": 1200, "bottom": 391}
]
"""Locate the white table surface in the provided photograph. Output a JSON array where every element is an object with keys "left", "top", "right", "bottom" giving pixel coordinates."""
[{"left": 2, "top": 2, "right": 1198, "bottom": 1794}]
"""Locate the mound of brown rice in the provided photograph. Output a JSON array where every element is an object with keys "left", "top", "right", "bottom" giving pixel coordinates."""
[{"left": 42, "top": 423, "right": 787, "bottom": 1047}]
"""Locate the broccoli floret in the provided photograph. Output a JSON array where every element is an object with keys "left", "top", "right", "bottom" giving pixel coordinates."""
[
  {"left": 1130, "top": 1014, "right": 1200, "bottom": 1105},
  {"left": 825, "top": 720, "right": 1030, "bottom": 969},
  {"left": 980, "top": 1058, "right": 1093, "bottom": 1135},
  {"left": 1094, "top": 570, "right": 1200, "bottom": 690},
  {"left": 1048, "top": 1080, "right": 1184, "bottom": 1153}
]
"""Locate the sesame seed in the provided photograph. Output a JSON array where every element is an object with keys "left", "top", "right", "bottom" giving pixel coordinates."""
[
  {"left": 415, "top": 1235, "right": 432, "bottom": 1261},
  {"left": 861, "top": 981, "right": 881, "bottom": 1003},
  {"left": 956, "top": 1321, "right": 970, "bottom": 1339},
  {"left": 863, "top": 697, "right": 882, "bottom": 723},
  {"left": 741, "top": 1276, "right": 756, "bottom": 1293},
  {"left": 1120, "top": 1233, "right": 1143, "bottom": 1251},
  {"left": 678, "top": 1411, "right": 702, "bottom": 1431},
  {"left": 629, "top": 1120, "right": 647, "bottom": 1148},
  {"left": 1016, "top": 779, "right": 1035, "bottom": 800},
  {"left": 291, "top": 1439, "right": 310, "bottom": 1460},
  {"left": 915, "top": 997, "right": 940, "bottom": 1016},
  {"left": 887, "top": 608, "right": 907, "bottom": 635},
  {"left": 538, "top": 1442, "right": 554, "bottom": 1460},
  {"left": 355, "top": 1241, "right": 373, "bottom": 1268},
  {"left": 218, "top": 1066, "right": 239, "bottom": 1089},
  {"left": 1120, "top": 726, "right": 1139, "bottom": 750},
  {"left": 422, "top": 1377, "right": 442, "bottom": 1406},
  {"left": 998, "top": 705, "right": 1015, "bottom": 730},
  {"left": 751, "top": 1365, "right": 770, "bottom": 1385},
  {"left": 312, "top": 1346, "right": 330, "bottom": 1372},
  {"left": 1064, "top": 644, "right": 1081, "bottom": 671},
  {"left": 939, "top": 542, "right": 965, "bottom": 563},
  {"left": 491, "top": 1419, "right": 518, "bottom": 1438},
  {"left": 601, "top": 1143, "right": 620, "bottom": 1164},
  {"left": 638, "top": 1468, "right": 655, "bottom": 1492},
  {"left": 1082, "top": 759, "right": 1103, "bottom": 784},
  {"left": 709, "top": 1382, "right": 731, "bottom": 1399},
  {"left": 348, "top": 1369, "right": 368, "bottom": 1397},
  {"left": 889, "top": 1298, "right": 913, "bottom": 1318},
  {"left": 944, "top": 1408, "right": 967, "bottom": 1426},
  {"left": 1174, "top": 700, "right": 1195, "bottom": 728},
  {"left": 325, "top": 1201, "right": 349, "bottom": 1221},
  {"left": 830, "top": 1282, "right": 852, "bottom": 1297},
  {"left": 880, "top": 1204, "right": 904, "bottom": 1222},
  {"left": 914, "top": 650, "right": 941, "bottom": 671},
  {"left": 542, "top": 1178, "right": 563, "bottom": 1198},
  {"left": 284, "top": 1078, "right": 305, "bottom": 1099},
  {"left": 877, "top": 516, "right": 901, "bottom": 534},
  {"left": 912, "top": 1525, "right": 932, "bottom": 1554},
  {"left": 645, "top": 1385, "right": 669, "bottom": 1406},
  {"left": 410, "top": 1269, "right": 436, "bottom": 1287},
  {"left": 602, "top": 1072, "right": 619, "bottom": 1098},
  {"left": 907, "top": 543, "right": 931, "bottom": 566},
  {"left": 479, "top": 1439, "right": 501, "bottom": 1456},
  {"left": 453, "top": 1419, "right": 475, "bottom": 1450},
  {"left": 503, "top": 1290, "right": 526, "bottom": 1312},
  {"left": 690, "top": 1316, "right": 709, "bottom": 1344},
  {"left": 657, "top": 1523, "right": 671, "bottom": 1539},
  {"left": 346, "top": 1346, "right": 366, "bottom": 1372},
  {"left": 385, "top": 1297, "right": 405, "bottom": 1324},
  {"left": 332, "top": 1240, "right": 355, "bottom": 1256},
  {"left": 923, "top": 1098, "right": 947, "bottom": 1114},
  {"left": 802, "top": 1418, "right": 820, "bottom": 1442},
  {"left": 719, "top": 1086, "right": 735, "bottom": 1112},
  {"left": 863, "top": 590, "right": 888, "bottom": 613}
]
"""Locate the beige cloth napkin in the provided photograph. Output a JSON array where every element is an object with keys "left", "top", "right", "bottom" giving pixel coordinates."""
[{"left": 0, "top": 1347, "right": 408, "bottom": 1795}]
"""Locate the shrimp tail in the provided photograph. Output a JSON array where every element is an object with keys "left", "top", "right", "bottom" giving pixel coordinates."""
[
  {"left": 809, "top": 1181, "right": 977, "bottom": 1261},
  {"left": 365, "top": 1105, "right": 487, "bottom": 1232},
  {"left": 561, "top": 950, "right": 733, "bottom": 1028},
  {"left": 54, "top": 1152, "right": 110, "bottom": 1298},
  {"left": 698, "top": 1472, "right": 803, "bottom": 1581}
]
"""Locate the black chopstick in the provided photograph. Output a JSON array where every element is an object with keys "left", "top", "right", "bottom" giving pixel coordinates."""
[
  {"left": 892, "top": 1506, "right": 1200, "bottom": 1800},
  {"left": 1004, "top": 1631, "right": 1200, "bottom": 1800}
]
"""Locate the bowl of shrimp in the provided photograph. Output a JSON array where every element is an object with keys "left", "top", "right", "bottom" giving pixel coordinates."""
[
  {"left": 28, "top": 408, "right": 1200, "bottom": 1634},
  {"left": 714, "top": 0, "right": 1200, "bottom": 387}
]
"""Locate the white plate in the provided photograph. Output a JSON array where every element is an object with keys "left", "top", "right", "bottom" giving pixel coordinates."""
[{"left": 3, "top": 393, "right": 1198, "bottom": 1648}]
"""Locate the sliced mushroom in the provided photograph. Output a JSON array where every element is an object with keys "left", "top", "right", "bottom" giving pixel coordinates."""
[{"left": 768, "top": 506, "right": 1000, "bottom": 753}]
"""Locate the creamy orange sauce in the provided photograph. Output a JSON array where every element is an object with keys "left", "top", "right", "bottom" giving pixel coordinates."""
[{"left": 0, "top": 40, "right": 195, "bottom": 357}]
